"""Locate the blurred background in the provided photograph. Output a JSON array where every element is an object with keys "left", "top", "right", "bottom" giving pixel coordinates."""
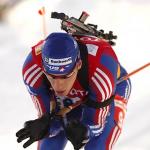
[{"left": 0, "top": 0, "right": 150, "bottom": 149}]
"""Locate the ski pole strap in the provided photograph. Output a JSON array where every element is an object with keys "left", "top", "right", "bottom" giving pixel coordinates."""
[{"left": 84, "top": 95, "right": 115, "bottom": 109}]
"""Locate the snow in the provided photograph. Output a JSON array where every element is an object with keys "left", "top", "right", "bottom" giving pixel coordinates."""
[{"left": 0, "top": 0, "right": 150, "bottom": 149}]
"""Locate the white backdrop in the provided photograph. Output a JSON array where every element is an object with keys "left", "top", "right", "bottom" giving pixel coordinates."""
[{"left": 0, "top": 0, "right": 150, "bottom": 149}]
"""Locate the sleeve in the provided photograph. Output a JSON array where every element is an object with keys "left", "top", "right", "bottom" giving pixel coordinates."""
[
  {"left": 81, "top": 42, "right": 120, "bottom": 138},
  {"left": 112, "top": 64, "right": 131, "bottom": 130},
  {"left": 22, "top": 52, "right": 52, "bottom": 117},
  {"left": 115, "top": 64, "right": 132, "bottom": 100},
  {"left": 22, "top": 52, "right": 64, "bottom": 137}
]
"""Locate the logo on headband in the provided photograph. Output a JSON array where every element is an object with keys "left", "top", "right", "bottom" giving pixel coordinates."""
[
  {"left": 44, "top": 57, "right": 72, "bottom": 66},
  {"left": 45, "top": 65, "right": 66, "bottom": 72}
]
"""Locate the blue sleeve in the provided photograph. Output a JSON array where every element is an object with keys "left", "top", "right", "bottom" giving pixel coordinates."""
[
  {"left": 81, "top": 51, "right": 119, "bottom": 138},
  {"left": 115, "top": 65, "right": 132, "bottom": 100},
  {"left": 22, "top": 52, "right": 63, "bottom": 137},
  {"left": 22, "top": 52, "right": 52, "bottom": 114}
]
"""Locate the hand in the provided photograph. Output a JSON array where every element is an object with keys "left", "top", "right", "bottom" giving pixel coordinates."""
[
  {"left": 65, "top": 120, "right": 89, "bottom": 150},
  {"left": 16, "top": 113, "right": 52, "bottom": 148}
]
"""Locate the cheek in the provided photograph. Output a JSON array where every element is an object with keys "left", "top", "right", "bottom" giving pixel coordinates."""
[
  {"left": 65, "top": 79, "right": 74, "bottom": 89},
  {"left": 66, "top": 76, "right": 77, "bottom": 90}
]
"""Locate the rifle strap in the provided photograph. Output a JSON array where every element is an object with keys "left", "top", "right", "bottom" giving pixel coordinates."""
[
  {"left": 77, "top": 41, "right": 89, "bottom": 91},
  {"left": 77, "top": 40, "right": 114, "bottom": 109},
  {"left": 84, "top": 95, "right": 114, "bottom": 109}
]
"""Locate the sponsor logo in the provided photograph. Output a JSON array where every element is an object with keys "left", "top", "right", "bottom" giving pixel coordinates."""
[
  {"left": 69, "top": 88, "right": 85, "bottom": 96},
  {"left": 35, "top": 41, "right": 44, "bottom": 56},
  {"left": 35, "top": 46, "right": 42, "bottom": 55},
  {"left": 86, "top": 44, "right": 98, "bottom": 56},
  {"left": 46, "top": 65, "right": 59, "bottom": 71},
  {"left": 44, "top": 57, "right": 49, "bottom": 63},
  {"left": 46, "top": 65, "right": 66, "bottom": 72},
  {"left": 44, "top": 57, "right": 72, "bottom": 66},
  {"left": 59, "top": 67, "right": 65, "bottom": 72}
]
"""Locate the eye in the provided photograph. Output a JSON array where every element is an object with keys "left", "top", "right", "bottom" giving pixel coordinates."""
[
  {"left": 44, "top": 68, "right": 76, "bottom": 80},
  {"left": 46, "top": 74, "right": 69, "bottom": 79}
]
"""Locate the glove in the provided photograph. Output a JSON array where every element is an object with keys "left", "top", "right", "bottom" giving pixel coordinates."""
[
  {"left": 16, "top": 112, "right": 53, "bottom": 148},
  {"left": 65, "top": 120, "right": 89, "bottom": 150}
]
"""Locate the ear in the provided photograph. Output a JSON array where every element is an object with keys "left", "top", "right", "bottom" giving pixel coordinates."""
[{"left": 77, "top": 59, "right": 82, "bottom": 70}]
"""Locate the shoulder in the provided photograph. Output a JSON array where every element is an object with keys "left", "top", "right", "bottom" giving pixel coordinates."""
[
  {"left": 74, "top": 34, "right": 118, "bottom": 60},
  {"left": 22, "top": 40, "right": 45, "bottom": 88},
  {"left": 74, "top": 35, "right": 119, "bottom": 72},
  {"left": 31, "top": 40, "right": 45, "bottom": 67},
  {"left": 75, "top": 35, "right": 120, "bottom": 97}
]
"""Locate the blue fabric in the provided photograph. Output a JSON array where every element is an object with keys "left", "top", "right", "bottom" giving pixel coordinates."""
[
  {"left": 42, "top": 32, "right": 79, "bottom": 75},
  {"left": 116, "top": 65, "right": 132, "bottom": 99},
  {"left": 39, "top": 131, "right": 67, "bottom": 150},
  {"left": 85, "top": 101, "right": 115, "bottom": 150},
  {"left": 22, "top": 52, "right": 32, "bottom": 68},
  {"left": 25, "top": 82, "right": 52, "bottom": 112},
  {"left": 100, "top": 54, "right": 118, "bottom": 81},
  {"left": 22, "top": 37, "right": 132, "bottom": 150}
]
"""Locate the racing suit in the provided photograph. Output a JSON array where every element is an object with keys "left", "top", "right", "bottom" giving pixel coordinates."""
[{"left": 22, "top": 35, "right": 131, "bottom": 150}]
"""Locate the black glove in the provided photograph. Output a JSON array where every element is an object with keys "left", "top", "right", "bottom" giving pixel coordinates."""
[
  {"left": 65, "top": 120, "right": 89, "bottom": 150},
  {"left": 16, "top": 113, "right": 53, "bottom": 148}
]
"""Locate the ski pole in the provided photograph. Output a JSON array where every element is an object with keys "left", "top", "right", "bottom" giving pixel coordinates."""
[
  {"left": 38, "top": 6, "right": 47, "bottom": 39},
  {"left": 117, "top": 62, "right": 150, "bottom": 84}
]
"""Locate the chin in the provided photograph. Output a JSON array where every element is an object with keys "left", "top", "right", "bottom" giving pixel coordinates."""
[{"left": 55, "top": 90, "right": 69, "bottom": 96}]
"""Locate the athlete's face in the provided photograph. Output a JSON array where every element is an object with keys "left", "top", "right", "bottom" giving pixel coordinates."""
[{"left": 44, "top": 60, "right": 82, "bottom": 96}]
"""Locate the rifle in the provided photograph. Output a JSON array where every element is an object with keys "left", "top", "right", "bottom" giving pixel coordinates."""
[{"left": 51, "top": 11, "right": 117, "bottom": 45}]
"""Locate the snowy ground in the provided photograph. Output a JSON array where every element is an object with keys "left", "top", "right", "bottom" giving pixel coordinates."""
[{"left": 0, "top": 0, "right": 150, "bottom": 150}]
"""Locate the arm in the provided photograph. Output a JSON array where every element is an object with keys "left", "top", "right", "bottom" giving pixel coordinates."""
[
  {"left": 65, "top": 41, "right": 119, "bottom": 149},
  {"left": 16, "top": 52, "right": 62, "bottom": 148},
  {"left": 82, "top": 42, "right": 118, "bottom": 135},
  {"left": 22, "top": 52, "right": 52, "bottom": 115}
]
